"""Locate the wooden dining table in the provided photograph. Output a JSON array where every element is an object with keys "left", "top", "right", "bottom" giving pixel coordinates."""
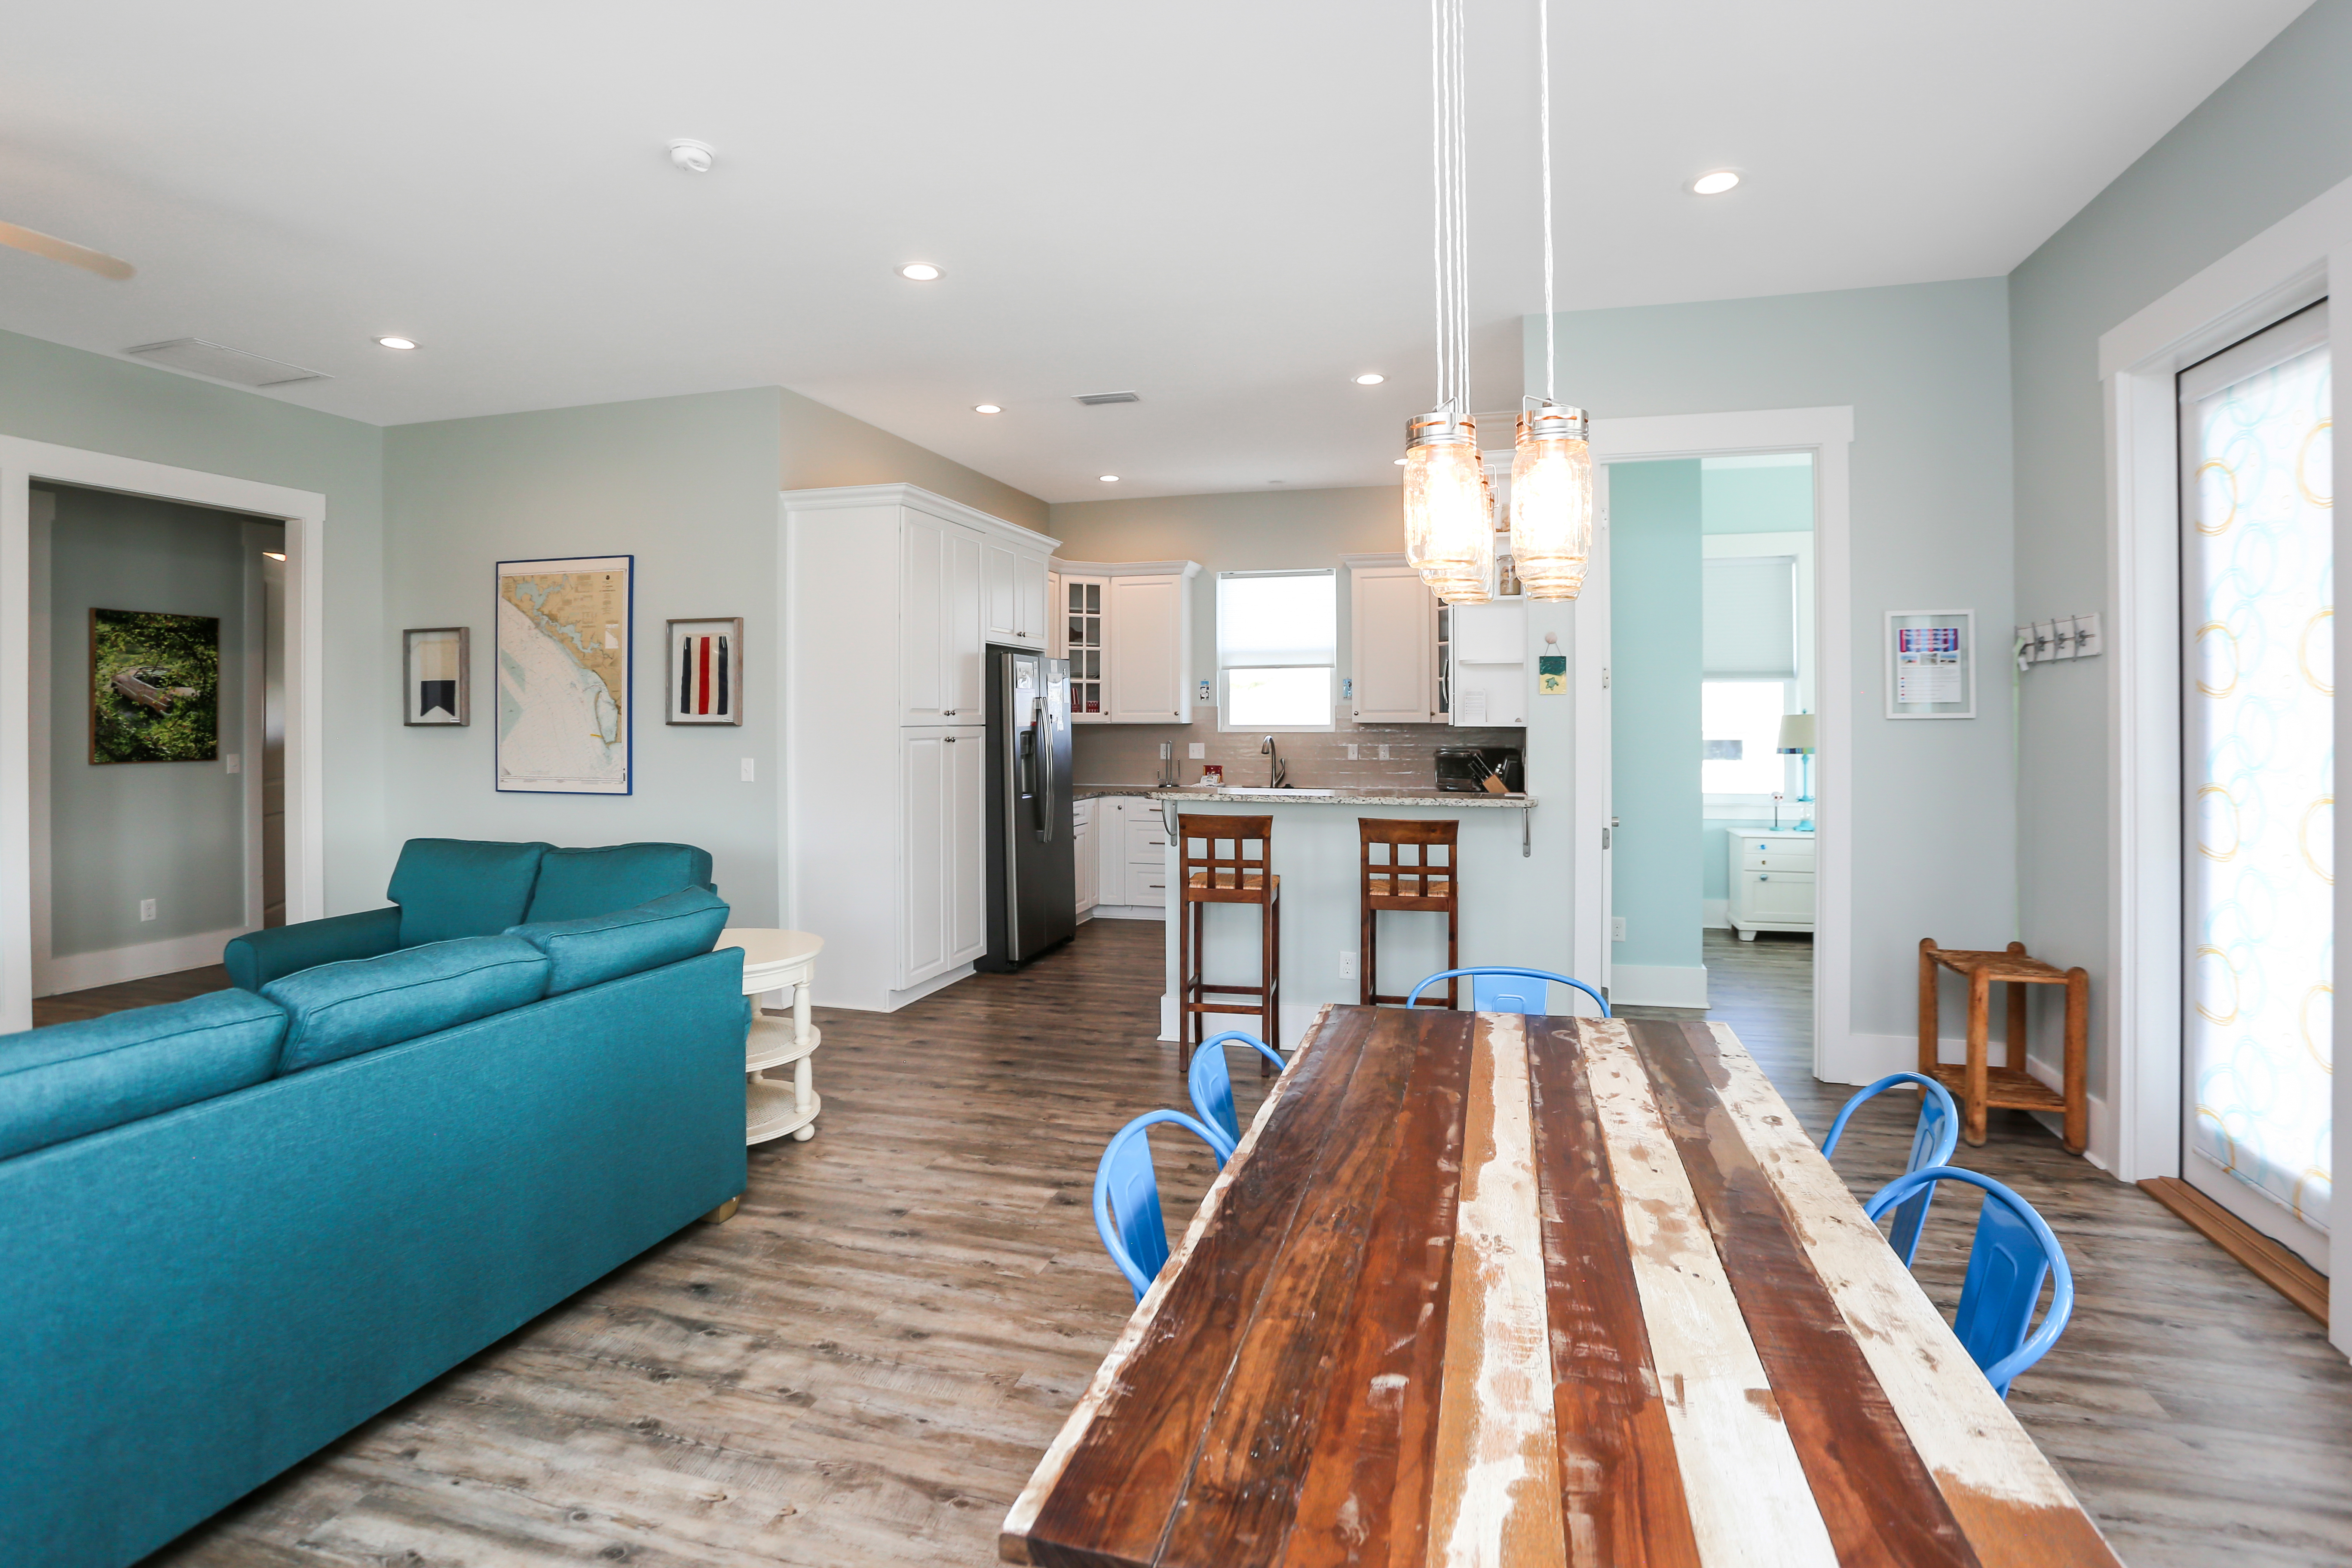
[{"left": 1002, "top": 1004, "right": 2121, "bottom": 1568}]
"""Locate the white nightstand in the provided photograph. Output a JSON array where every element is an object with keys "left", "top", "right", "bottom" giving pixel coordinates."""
[
  {"left": 1727, "top": 829, "right": 1815, "bottom": 940},
  {"left": 717, "top": 928, "right": 823, "bottom": 1144}
]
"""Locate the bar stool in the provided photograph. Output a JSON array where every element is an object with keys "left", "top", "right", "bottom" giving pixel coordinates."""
[
  {"left": 1176, "top": 814, "right": 1280, "bottom": 1071},
  {"left": 1360, "top": 818, "right": 1458, "bottom": 1008}
]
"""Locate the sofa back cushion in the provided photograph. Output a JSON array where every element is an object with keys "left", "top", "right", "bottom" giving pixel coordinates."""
[
  {"left": 0, "top": 990, "right": 287, "bottom": 1160},
  {"left": 265, "top": 936, "right": 551, "bottom": 1074},
  {"left": 507, "top": 886, "right": 732, "bottom": 996},
  {"left": 522, "top": 842, "right": 715, "bottom": 925},
  {"left": 386, "top": 839, "right": 551, "bottom": 947}
]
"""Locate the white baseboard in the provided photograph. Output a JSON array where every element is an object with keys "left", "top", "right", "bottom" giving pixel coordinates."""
[
  {"left": 1090, "top": 905, "right": 1167, "bottom": 922},
  {"left": 1607, "top": 963, "right": 1709, "bottom": 1009},
  {"left": 35, "top": 925, "right": 248, "bottom": 997},
  {"left": 1703, "top": 899, "right": 1730, "bottom": 930}
]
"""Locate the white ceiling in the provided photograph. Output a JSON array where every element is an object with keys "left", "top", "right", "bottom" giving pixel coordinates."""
[{"left": 0, "top": 1, "right": 2309, "bottom": 502}]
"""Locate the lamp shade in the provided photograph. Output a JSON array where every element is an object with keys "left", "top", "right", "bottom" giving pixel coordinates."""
[
  {"left": 1510, "top": 403, "right": 1592, "bottom": 600},
  {"left": 1776, "top": 712, "right": 1817, "bottom": 754},
  {"left": 1402, "top": 410, "right": 1491, "bottom": 603}
]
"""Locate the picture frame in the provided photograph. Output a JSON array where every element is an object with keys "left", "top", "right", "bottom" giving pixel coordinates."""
[
  {"left": 90, "top": 607, "right": 220, "bottom": 764},
  {"left": 667, "top": 617, "right": 744, "bottom": 725},
  {"left": 495, "top": 554, "right": 633, "bottom": 795},
  {"left": 1885, "top": 608, "right": 1975, "bottom": 719},
  {"left": 402, "top": 627, "right": 469, "bottom": 726}
]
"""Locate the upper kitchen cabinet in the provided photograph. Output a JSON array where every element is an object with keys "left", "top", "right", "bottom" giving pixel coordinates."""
[
  {"left": 900, "top": 506, "right": 986, "bottom": 723},
  {"left": 1051, "top": 559, "right": 1201, "bottom": 724},
  {"left": 1447, "top": 596, "right": 1527, "bottom": 726},
  {"left": 1344, "top": 555, "right": 1438, "bottom": 723},
  {"left": 984, "top": 538, "right": 1053, "bottom": 648}
]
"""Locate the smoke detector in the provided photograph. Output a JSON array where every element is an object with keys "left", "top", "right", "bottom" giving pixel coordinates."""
[{"left": 668, "top": 139, "right": 715, "bottom": 174}]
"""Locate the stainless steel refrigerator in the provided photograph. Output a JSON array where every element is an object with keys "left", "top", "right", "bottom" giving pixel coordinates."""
[{"left": 978, "top": 645, "right": 1075, "bottom": 971}]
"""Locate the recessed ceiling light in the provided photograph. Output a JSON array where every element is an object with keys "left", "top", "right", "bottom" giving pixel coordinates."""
[
  {"left": 1394, "top": 457, "right": 1408, "bottom": 466},
  {"left": 973, "top": 403, "right": 1002, "bottom": 414},
  {"left": 376, "top": 336, "right": 418, "bottom": 350},
  {"left": 1354, "top": 373, "right": 1385, "bottom": 386},
  {"left": 1690, "top": 170, "right": 1741, "bottom": 196},
  {"left": 1099, "top": 475, "right": 1120, "bottom": 484},
  {"left": 898, "top": 262, "right": 943, "bottom": 281}
]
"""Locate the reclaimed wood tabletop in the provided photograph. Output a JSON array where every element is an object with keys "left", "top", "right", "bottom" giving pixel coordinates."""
[{"left": 1002, "top": 1004, "right": 2121, "bottom": 1568}]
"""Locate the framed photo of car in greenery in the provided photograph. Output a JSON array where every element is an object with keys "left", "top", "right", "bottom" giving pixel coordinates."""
[{"left": 89, "top": 607, "right": 220, "bottom": 764}]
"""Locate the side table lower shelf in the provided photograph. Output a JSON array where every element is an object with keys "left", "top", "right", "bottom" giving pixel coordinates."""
[{"left": 746, "top": 1013, "right": 819, "bottom": 1145}]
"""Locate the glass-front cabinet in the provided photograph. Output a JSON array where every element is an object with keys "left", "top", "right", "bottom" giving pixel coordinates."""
[{"left": 1064, "top": 576, "right": 1106, "bottom": 720}]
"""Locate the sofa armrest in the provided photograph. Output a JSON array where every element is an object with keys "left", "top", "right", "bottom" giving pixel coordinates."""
[{"left": 223, "top": 906, "right": 404, "bottom": 991}]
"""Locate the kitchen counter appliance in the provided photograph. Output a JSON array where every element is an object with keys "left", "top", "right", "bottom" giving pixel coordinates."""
[
  {"left": 979, "top": 645, "right": 1075, "bottom": 971},
  {"left": 1434, "top": 744, "right": 1523, "bottom": 794}
]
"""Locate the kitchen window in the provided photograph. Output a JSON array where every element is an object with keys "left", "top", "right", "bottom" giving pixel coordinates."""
[{"left": 1217, "top": 569, "right": 1336, "bottom": 731}]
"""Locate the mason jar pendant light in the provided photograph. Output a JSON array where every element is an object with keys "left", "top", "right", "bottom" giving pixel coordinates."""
[
  {"left": 1401, "top": 0, "right": 1491, "bottom": 605},
  {"left": 1509, "top": 0, "right": 1595, "bottom": 601}
]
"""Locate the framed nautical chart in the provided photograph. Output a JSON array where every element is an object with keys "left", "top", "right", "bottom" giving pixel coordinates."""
[{"left": 495, "top": 555, "right": 632, "bottom": 794}]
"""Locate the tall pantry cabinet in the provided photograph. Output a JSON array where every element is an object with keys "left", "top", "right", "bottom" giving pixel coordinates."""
[{"left": 783, "top": 484, "right": 1057, "bottom": 1011}]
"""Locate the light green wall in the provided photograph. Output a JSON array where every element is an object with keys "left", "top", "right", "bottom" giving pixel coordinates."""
[
  {"left": 382, "top": 389, "right": 788, "bottom": 922},
  {"left": 2010, "top": 0, "right": 2352, "bottom": 1092},
  {"left": 0, "top": 326, "right": 389, "bottom": 915},
  {"left": 1611, "top": 460, "right": 1705, "bottom": 971},
  {"left": 1531, "top": 277, "right": 2014, "bottom": 1040},
  {"left": 1701, "top": 462, "right": 1814, "bottom": 533},
  {"left": 1049, "top": 484, "right": 1404, "bottom": 689},
  {"left": 781, "top": 386, "right": 1048, "bottom": 531},
  {"left": 39, "top": 487, "right": 270, "bottom": 955}
]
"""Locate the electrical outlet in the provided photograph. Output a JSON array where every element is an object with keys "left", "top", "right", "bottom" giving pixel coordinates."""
[
  {"left": 740, "top": 758, "right": 755, "bottom": 782},
  {"left": 1611, "top": 915, "right": 1626, "bottom": 942},
  {"left": 1158, "top": 741, "right": 1172, "bottom": 760},
  {"left": 1346, "top": 743, "right": 1359, "bottom": 760},
  {"left": 1188, "top": 743, "right": 1204, "bottom": 759},
  {"left": 1338, "top": 950, "right": 1357, "bottom": 980},
  {"left": 1378, "top": 744, "right": 1390, "bottom": 760},
  {"left": 139, "top": 899, "right": 157, "bottom": 922},
  {"left": 224, "top": 753, "right": 241, "bottom": 774}
]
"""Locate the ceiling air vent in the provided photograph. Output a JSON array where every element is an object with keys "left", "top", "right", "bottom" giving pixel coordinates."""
[
  {"left": 1072, "top": 390, "right": 1140, "bottom": 406},
  {"left": 125, "top": 338, "right": 329, "bottom": 387}
]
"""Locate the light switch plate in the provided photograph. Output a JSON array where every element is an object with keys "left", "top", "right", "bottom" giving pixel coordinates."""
[
  {"left": 224, "top": 753, "right": 241, "bottom": 774},
  {"left": 139, "top": 899, "right": 157, "bottom": 922},
  {"left": 1611, "top": 916, "right": 1626, "bottom": 942},
  {"left": 1188, "top": 743, "right": 1204, "bottom": 759},
  {"left": 1346, "top": 743, "right": 1359, "bottom": 760},
  {"left": 740, "top": 758, "right": 755, "bottom": 782}
]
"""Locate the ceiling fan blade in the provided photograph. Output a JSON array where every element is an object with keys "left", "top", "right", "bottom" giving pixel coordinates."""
[{"left": 0, "top": 220, "right": 134, "bottom": 280}]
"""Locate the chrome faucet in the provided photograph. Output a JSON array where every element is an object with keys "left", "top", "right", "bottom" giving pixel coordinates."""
[{"left": 1260, "top": 735, "right": 1287, "bottom": 789}]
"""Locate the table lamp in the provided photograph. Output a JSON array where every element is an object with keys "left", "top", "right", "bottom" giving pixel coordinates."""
[{"left": 1777, "top": 713, "right": 1817, "bottom": 832}]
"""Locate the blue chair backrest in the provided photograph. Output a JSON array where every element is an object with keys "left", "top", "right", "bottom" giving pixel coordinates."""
[
  {"left": 1186, "top": 1031, "right": 1286, "bottom": 1152},
  {"left": 1864, "top": 1165, "right": 2073, "bottom": 1397},
  {"left": 1821, "top": 1072, "right": 1959, "bottom": 1266},
  {"left": 1403, "top": 966, "right": 1609, "bottom": 1017},
  {"left": 1093, "top": 1110, "right": 1232, "bottom": 1303}
]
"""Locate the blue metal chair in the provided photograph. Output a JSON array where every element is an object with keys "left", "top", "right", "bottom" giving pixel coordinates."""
[
  {"left": 1186, "top": 1030, "right": 1286, "bottom": 1154},
  {"left": 1404, "top": 966, "right": 1610, "bottom": 1017},
  {"left": 1863, "top": 1166, "right": 2074, "bottom": 1398},
  {"left": 1093, "top": 1110, "right": 1234, "bottom": 1303},
  {"left": 1821, "top": 1072, "right": 1960, "bottom": 1266}
]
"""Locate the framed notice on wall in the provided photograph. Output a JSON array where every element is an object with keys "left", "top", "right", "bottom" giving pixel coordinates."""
[
  {"left": 1885, "top": 609, "right": 1974, "bottom": 719},
  {"left": 496, "top": 555, "right": 633, "bottom": 793}
]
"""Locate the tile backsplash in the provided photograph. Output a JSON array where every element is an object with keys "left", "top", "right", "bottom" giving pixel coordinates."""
[{"left": 1072, "top": 707, "right": 1526, "bottom": 791}]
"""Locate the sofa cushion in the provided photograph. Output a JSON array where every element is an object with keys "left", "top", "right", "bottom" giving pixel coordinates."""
[
  {"left": 386, "top": 839, "right": 551, "bottom": 947},
  {"left": 265, "top": 936, "right": 551, "bottom": 1074},
  {"left": 506, "top": 886, "right": 731, "bottom": 996},
  {"left": 522, "top": 842, "right": 715, "bottom": 925},
  {"left": 0, "top": 990, "right": 287, "bottom": 1160}
]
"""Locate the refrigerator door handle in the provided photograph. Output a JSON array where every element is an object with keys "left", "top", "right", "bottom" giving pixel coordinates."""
[
  {"left": 1032, "top": 699, "right": 1054, "bottom": 841},
  {"left": 999, "top": 654, "right": 1024, "bottom": 958}
]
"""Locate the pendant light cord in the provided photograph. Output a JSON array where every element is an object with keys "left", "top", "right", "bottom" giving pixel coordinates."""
[
  {"left": 1430, "top": 0, "right": 1470, "bottom": 415},
  {"left": 1539, "top": 0, "right": 1554, "bottom": 407}
]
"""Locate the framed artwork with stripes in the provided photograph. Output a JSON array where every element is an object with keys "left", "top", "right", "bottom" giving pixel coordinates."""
[{"left": 667, "top": 617, "right": 743, "bottom": 725}]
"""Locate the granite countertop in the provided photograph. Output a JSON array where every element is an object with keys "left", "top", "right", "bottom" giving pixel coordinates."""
[{"left": 1075, "top": 783, "right": 1535, "bottom": 808}]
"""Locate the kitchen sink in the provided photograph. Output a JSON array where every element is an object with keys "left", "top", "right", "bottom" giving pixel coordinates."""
[{"left": 1218, "top": 786, "right": 1338, "bottom": 796}]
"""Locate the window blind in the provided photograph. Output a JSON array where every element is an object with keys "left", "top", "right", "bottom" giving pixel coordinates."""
[
  {"left": 1216, "top": 570, "right": 1336, "bottom": 667},
  {"left": 1702, "top": 555, "right": 1797, "bottom": 679}
]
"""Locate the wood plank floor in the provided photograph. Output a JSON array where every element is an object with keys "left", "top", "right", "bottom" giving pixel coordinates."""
[{"left": 73, "top": 920, "right": 2351, "bottom": 1566}]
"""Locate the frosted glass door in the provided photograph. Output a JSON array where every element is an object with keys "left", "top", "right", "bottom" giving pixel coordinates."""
[{"left": 2179, "top": 301, "right": 2333, "bottom": 1265}]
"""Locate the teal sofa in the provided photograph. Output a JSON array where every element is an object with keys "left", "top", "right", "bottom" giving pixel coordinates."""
[{"left": 0, "top": 843, "right": 747, "bottom": 1568}]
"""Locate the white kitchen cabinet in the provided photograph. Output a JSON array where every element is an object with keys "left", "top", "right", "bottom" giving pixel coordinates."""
[
  {"left": 1107, "top": 571, "right": 1194, "bottom": 723},
  {"left": 1060, "top": 574, "right": 1108, "bottom": 720},
  {"left": 985, "top": 541, "right": 1053, "bottom": 647},
  {"left": 1086, "top": 796, "right": 1169, "bottom": 917},
  {"left": 1448, "top": 597, "right": 1527, "bottom": 727},
  {"left": 1016, "top": 548, "right": 1050, "bottom": 645},
  {"left": 1345, "top": 556, "right": 1438, "bottom": 722},
  {"left": 1074, "top": 798, "right": 1099, "bottom": 916},
  {"left": 783, "top": 483, "right": 1062, "bottom": 1010},
  {"left": 1727, "top": 828, "right": 1815, "bottom": 939}
]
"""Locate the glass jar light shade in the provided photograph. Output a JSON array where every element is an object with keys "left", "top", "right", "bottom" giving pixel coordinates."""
[
  {"left": 1510, "top": 404, "right": 1593, "bottom": 600},
  {"left": 1402, "top": 410, "right": 1489, "bottom": 601}
]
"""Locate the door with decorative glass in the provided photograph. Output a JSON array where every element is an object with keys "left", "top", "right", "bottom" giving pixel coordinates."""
[
  {"left": 1063, "top": 576, "right": 1106, "bottom": 720},
  {"left": 2179, "top": 300, "right": 2333, "bottom": 1272}
]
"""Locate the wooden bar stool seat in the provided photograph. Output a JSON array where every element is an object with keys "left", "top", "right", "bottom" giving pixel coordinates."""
[
  {"left": 1919, "top": 938, "right": 2088, "bottom": 1151},
  {"left": 1360, "top": 818, "right": 1459, "bottom": 1008},
  {"left": 1177, "top": 815, "right": 1280, "bottom": 1071}
]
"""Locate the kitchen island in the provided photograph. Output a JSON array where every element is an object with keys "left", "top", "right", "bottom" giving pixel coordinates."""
[{"left": 1140, "top": 785, "right": 1589, "bottom": 1047}]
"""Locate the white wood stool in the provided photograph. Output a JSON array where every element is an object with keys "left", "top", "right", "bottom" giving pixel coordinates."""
[{"left": 717, "top": 928, "right": 824, "bottom": 1145}]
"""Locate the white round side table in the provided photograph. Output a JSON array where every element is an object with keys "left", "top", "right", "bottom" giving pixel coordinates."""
[{"left": 716, "top": 928, "right": 823, "bottom": 1145}]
